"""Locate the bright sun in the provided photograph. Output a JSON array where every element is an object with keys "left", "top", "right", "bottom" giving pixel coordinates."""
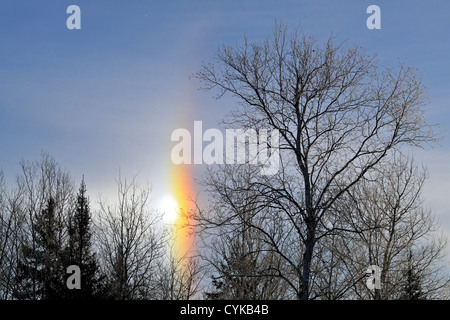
[{"left": 158, "top": 194, "right": 179, "bottom": 224}]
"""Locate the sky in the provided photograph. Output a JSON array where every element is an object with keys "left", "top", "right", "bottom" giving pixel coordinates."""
[{"left": 1, "top": 1, "right": 450, "bottom": 256}]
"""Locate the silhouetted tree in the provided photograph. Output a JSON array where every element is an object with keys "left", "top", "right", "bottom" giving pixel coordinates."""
[
  {"left": 195, "top": 23, "right": 437, "bottom": 299},
  {"left": 11, "top": 153, "right": 74, "bottom": 300},
  {"left": 400, "top": 250, "right": 425, "bottom": 300},
  {"left": 325, "top": 154, "right": 449, "bottom": 299},
  {"left": 95, "top": 175, "right": 165, "bottom": 299},
  {"left": 14, "top": 198, "right": 65, "bottom": 299},
  {"left": 64, "top": 178, "right": 105, "bottom": 299},
  {"left": 199, "top": 165, "right": 290, "bottom": 300}
]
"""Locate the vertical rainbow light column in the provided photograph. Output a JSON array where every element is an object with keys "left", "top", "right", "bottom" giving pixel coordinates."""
[
  {"left": 169, "top": 162, "right": 195, "bottom": 262},
  {"left": 167, "top": 78, "right": 198, "bottom": 268}
]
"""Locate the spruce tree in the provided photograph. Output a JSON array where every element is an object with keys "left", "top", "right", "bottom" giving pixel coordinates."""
[
  {"left": 400, "top": 250, "right": 425, "bottom": 300},
  {"left": 64, "top": 178, "right": 104, "bottom": 299},
  {"left": 14, "top": 198, "right": 65, "bottom": 299}
]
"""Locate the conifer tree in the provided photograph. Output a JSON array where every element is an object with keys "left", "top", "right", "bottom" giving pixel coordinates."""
[
  {"left": 400, "top": 250, "right": 425, "bottom": 300},
  {"left": 64, "top": 178, "right": 104, "bottom": 299},
  {"left": 14, "top": 198, "right": 65, "bottom": 299}
]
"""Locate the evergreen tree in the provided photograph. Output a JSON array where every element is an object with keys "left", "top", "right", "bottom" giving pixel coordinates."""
[
  {"left": 400, "top": 250, "right": 425, "bottom": 300},
  {"left": 204, "top": 230, "right": 286, "bottom": 300},
  {"left": 401, "top": 269, "right": 423, "bottom": 300},
  {"left": 13, "top": 242, "right": 41, "bottom": 300},
  {"left": 14, "top": 198, "right": 65, "bottom": 299},
  {"left": 64, "top": 178, "right": 104, "bottom": 299},
  {"left": 36, "top": 198, "right": 66, "bottom": 299}
]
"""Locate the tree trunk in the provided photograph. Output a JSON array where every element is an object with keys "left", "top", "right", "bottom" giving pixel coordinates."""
[{"left": 300, "top": 226, "right": 315, "bottom": 300}]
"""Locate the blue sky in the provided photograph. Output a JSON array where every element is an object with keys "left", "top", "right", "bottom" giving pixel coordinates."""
[{"left": 1, "top": 1, "right": 450, "bottom": 244}]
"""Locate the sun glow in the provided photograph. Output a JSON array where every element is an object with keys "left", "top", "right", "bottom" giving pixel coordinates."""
[{"left": 159, "top": 194, "right": 180, "bottom": 224}]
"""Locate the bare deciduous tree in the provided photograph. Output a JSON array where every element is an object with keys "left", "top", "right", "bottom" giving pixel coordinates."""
[
  {"left": 0, "top": 170, "right": 22, "bottom": 299},
  {"left": 95, "top": 175, "right": 165, "bottom": 299},
  {"left": 329, "top": 154, "right": 449, "bottom": 300},
  {"left": 198, "top": 164, "right": 296, "bottom": 300},
  {"left": 195, "top": 24, "right": 437, "bottom": 299},
  {"left": 11, "top": 152, "right": 74, "bottom": 300},
  {"left": 156, "top": 248, "right": 203, "bottom": 300}
]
